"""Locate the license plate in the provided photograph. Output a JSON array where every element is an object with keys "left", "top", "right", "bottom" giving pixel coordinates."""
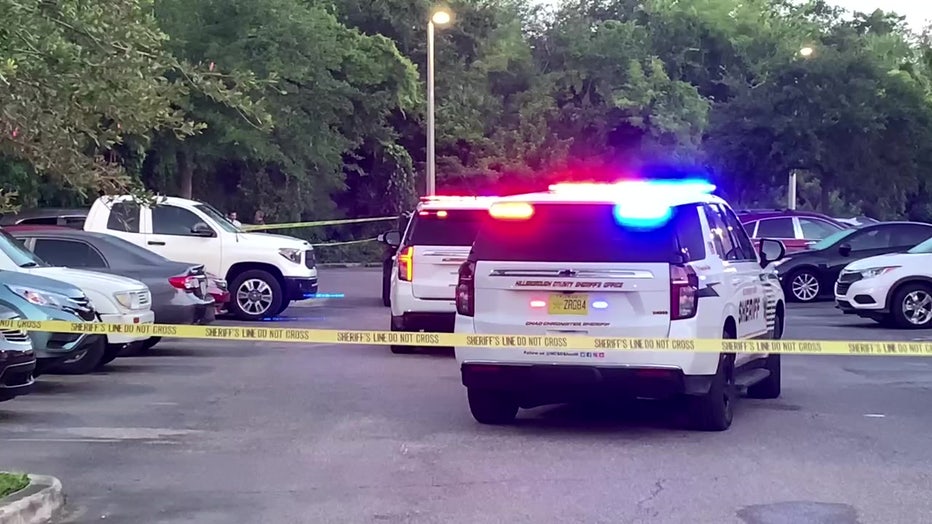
[{"left": 548, "top": 294, "right": 588, "bottom": 315}]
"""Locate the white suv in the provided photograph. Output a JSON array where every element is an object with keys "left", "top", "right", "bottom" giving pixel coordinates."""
[
  {"left": 835, "top": 236, "right": 932, "bottom": 328},
  {"left": 454, "top": 181, "right": 788, "bottom": 431},
  {"left": 384, "top": 197, "right": 498, "bottom": 354}
]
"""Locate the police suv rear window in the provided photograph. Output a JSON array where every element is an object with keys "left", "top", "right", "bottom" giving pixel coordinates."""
[
  {"left": 472, "top": 203, "right": 705, "bottom": 263},
  {"left": 405, "top": 209, "right": 486, "bottom": 246}
]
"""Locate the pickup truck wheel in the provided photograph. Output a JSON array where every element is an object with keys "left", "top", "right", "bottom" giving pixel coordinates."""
[
  {"left": 230, "top": 270, "right": 283, "bottom": 321},
  {"left": 54, "top": 337, "right": 106, "bottom": 375},
  {"left": 273, "top": 300, "right": 291, "bottom": 317}
]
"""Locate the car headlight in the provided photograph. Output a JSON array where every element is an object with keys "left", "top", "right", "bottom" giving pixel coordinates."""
[
  {"left": 859, "top": 266, "right": 900, "bottom": 279},
  {"left": 7, "top": 285, "right": 71, "bottom": 310},
  {"left": 114, "top": 290, "right": 147, "bottom": 310},
  {"left": 771, "top": 258, "right": 788, "bottom": 268},
  {"left": 278, "top": 248, "right": 302, "bottom": 264}
]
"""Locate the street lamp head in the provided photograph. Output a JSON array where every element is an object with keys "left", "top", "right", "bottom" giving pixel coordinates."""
[
  {"left": 799, "top": 46, "right": 814, "bottom": 57},
  {"left": 431, "top": 9, "right": 452, "bottom": 25}
]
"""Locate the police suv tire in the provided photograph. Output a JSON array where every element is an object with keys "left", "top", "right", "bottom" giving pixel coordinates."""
[
  {"left": 467, "top": 388, "right": 519, "bottom": 425},
  {"left": 747, "top": 355, "right": 781, "bottom": 399},
  {"left": 382, "top": 261, "right": 392, "bottom": 307},
  {"left": 229, "top": 270, "right": 283, "bottom": 321},
  {"left": 54, "top": 336, "right": 106, "bottom": 375},
  {"left": 687, "top": 328, "right": 736, "bottom": 431},
  {"left": 748, "top": 311, "right": 782, "bottom": 399},
  {"left": 389, "top": 317, "right": 415, "bottom": 354}
]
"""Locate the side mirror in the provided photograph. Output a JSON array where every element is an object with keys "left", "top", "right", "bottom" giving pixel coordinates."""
[
  {"left": 758, "top": 238, "right": 786, "bottom": 268},
  {"left": 379, "top": 230, "right": 401, "bottom": 247},
  {"left": 838, "top": 243, "right": 852, "bottom": 257},
  {"left": 191, "top": 223, "right": 216, "bottom": 237}
]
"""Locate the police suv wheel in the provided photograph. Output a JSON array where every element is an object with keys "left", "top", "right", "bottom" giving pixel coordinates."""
[
  {"left": 687, "top": 328, "right": 736, "bottom": 431},
  {"left": 467, "top": 388, "right": 518, "bottom": 425}
]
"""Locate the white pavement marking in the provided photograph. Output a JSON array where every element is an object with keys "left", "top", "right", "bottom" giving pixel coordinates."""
[{"left": 863, "top": 414, "right": 886, "bottom": 418}]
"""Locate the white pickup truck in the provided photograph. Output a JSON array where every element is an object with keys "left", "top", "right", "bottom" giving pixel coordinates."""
[{"left": 82, "top": 195, "right": 318, "bottom": 320}]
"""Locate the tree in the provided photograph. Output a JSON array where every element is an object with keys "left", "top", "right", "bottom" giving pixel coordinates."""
[{"left": 0, "top": 0, "right": 267, "bottom": 210}]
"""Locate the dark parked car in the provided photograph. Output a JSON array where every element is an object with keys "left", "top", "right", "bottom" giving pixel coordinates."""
[
  {"left": 6, "top": 226, "right": 219, "bottom": 350},
  {"left": 736, "top": 209, "right": 849, "bottom": 253},
  {"left": 0, "top": 208, "right": 88, "bottom": 228},
  {"left": 772, "top": 221, "right": 932, "bottom": 302},
  {"left": 0, "top": 304, "right": 36, "bottom": 402}
]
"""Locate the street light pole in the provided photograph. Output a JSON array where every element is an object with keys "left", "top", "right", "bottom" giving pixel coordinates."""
[
  {"left": 425, "top": 9, "right": 450, "bottom": 197},
  {"left": 426, "top": 19, "right": 437, "bottom": 196}
]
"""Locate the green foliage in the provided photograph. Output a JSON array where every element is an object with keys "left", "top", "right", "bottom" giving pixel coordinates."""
[
  {"left": 4, "top": 0, "right": 932, "bottom": 237},
  {"left": 0, "top": 472, "right": 28, "bottom": 498}
]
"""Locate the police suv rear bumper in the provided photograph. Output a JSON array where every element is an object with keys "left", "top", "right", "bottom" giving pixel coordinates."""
[{"left": 461, "top": 362, "right": 713, "bottom": 406}]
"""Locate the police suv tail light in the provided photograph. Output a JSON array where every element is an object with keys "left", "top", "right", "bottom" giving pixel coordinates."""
[
  {"left": 670, "top": 264, "right": 699, "bottom": 320},
  {"left": 456, "top": 261, "right": 476, "bottom": 317},
  {"left": 397, "top": 246, "right": 414, "bottom": 282}
]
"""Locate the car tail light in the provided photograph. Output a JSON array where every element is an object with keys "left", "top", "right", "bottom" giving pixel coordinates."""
[
  {"left": 670, "top": 264, "right": 699, "bottom": 320},
  {"left": 456, "top": 261, "right": 476, "bottom": 316},
  {"left": 169, "top": 275, "right": 199, "bottom": 291},
  {"left": 397, "top": 246, "right": 414, "bottom": 281}
]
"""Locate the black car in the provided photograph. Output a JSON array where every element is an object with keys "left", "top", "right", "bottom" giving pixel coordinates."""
[
  {"left": 7, "top": 226, "right": 216, "bottom": 351},
  {"left": 774, "top": 221, "right": 932, "bottom": 302}
]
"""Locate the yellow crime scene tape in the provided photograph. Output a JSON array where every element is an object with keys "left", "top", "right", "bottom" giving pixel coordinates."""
[
  {"left": 0, "top": 319, "right": 930, "bottom": 357},
  {"left": 241, "top": 216, "right": 395, "bottom": 232}
]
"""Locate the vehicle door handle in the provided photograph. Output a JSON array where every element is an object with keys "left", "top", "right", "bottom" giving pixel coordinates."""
[{"left": 148, "top": 241, "right": 166, "bottom": 246}]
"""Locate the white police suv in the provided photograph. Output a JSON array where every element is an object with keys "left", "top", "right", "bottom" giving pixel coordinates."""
[
  {"left": 453, "top": 180, "right": 788, "bottom": 431},
  {"left": 386, "top": 196, "right": 499, "bottom": 354}
]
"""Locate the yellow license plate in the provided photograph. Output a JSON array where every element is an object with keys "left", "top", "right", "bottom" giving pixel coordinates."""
[{"left": 548, "top": 294, "right": 589, "bottom": 315}]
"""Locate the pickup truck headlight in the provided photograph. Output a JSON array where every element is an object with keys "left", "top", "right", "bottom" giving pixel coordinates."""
[
  {"left": 859, "top": 266, "right": 900, "bottom": 279},
  {"left": 278, "top": 248, "right": 302, "bottom": 264},
  {"left": 7, "top": 285, "right": 71, "bottom": 310},
  {"left": 114, "top": 290, "right": 148, "bottom": 310}
]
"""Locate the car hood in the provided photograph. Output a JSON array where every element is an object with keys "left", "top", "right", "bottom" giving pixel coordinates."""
[
  {"left": 236, "top": 231, "right": 312, "bottom": 250},
  {"left": 27, "top": 266, "right": 147, "bottom": 291},
  {"left": 844, "top": 252, "right": 922, "bottom": 272},
  {"left": 0, "top": 269, "right": 85, "bottom": 297}
]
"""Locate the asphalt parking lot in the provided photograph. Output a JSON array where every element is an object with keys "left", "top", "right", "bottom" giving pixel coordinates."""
[{"left": 2, "top": 268, "right": 932, "bottom": 523}]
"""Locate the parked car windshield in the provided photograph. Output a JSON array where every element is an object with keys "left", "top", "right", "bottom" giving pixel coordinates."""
[
  {"left": 811, "top": 228, "right": 855, "bottom": 251},
  {"left": 194, "top": 203, "right": 241, "bottom": 233},
  {"left": 0, "top": 230, "right": 46, "bottom": 268},
  {"left": 908, "top": 237, "right": 932, "bottom": 254}
]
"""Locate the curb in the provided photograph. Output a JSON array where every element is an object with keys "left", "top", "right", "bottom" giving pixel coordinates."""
[
  {"left": 0, "top": 474, "right": 64, "bottom": 524},
  {"left": 318, "top": 262, "right": 381, "bottom": 268}
]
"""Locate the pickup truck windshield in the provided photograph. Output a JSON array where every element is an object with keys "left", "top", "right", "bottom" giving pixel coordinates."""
[
  {"left": 0, "top": 230, "right": 46, "bottom": 268},
  {"left": 195, "top": 204, "right": 241, "bottom": 233}
]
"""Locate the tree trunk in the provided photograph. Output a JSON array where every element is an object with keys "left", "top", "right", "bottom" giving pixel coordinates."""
[{"left": 177, "top": 149, "right": 193, "bottom": 199}]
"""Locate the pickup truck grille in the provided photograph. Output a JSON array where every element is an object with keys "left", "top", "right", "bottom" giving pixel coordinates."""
[
  {"left": 134, "top": 290, "right": 151, "bottom": 308},
  {"left": 305, "top": 250, "right": 316, "bottom": 269}
]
